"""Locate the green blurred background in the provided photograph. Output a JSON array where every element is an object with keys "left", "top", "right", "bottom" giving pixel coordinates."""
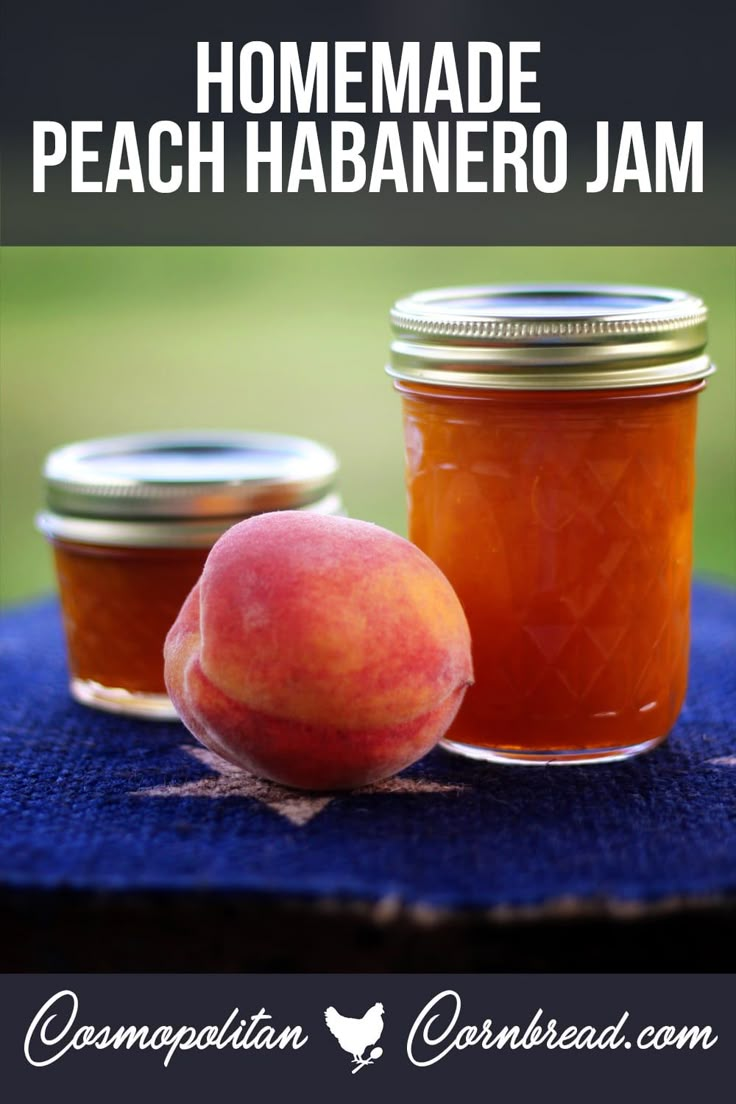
[{"left": 1, "top": 246, "right": 734, "bottom": 604}]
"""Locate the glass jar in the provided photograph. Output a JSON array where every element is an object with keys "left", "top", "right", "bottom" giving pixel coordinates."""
[
  {"left": 37, "top": 431, "right": 341, "bottom": 719},
  {"left": 388, "top": 285, "right": 714, "bottom": 764}
]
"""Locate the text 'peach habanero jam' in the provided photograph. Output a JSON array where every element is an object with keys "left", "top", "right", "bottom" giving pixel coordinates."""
[
  {"left": 37, "top": 431, "right": 341, "bottom": 719},
  {"left": 388, "top": 285, "right": 714, "bottom": 764}
]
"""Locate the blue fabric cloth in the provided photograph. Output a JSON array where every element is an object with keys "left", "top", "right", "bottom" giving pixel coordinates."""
[{"left": 1, "top": 581, "right": 735, "bottom": 914}]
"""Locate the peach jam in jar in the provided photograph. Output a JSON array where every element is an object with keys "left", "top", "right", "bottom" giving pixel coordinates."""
[
  {"left": 388, "top": 285, "right": 714, "bottom": 765},
  {"left": 37, "top": 431, "right": 341, "bottom": 719}
]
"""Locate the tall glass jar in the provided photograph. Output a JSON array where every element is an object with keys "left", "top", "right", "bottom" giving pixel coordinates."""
[
  {"left": 37, "top": 431, "right": 341, "bottom": 719},
  {"left": 388, "top": 285, "right": 713, "bottom": 764}
]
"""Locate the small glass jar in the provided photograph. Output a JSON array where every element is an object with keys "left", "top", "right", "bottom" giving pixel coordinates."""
[
  {"left": 388, "top": 285, "right": 714, "bottom": 765},
  {"left": 37, "top": 430, "right": 341, "bottom": 719}
]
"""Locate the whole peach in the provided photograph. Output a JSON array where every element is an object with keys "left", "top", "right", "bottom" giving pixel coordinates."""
[{"left": 164, "top": 512, "right": 472, "bottom": 790}]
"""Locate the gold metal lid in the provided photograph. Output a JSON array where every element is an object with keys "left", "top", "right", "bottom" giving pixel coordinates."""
[
  {"left": 37, "top": 430, "right": 341, "bottom": 547},
  {"left": 388, "top": 284, "right": 714, "bottom": 390}
]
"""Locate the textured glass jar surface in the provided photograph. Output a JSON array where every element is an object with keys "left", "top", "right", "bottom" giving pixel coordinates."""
[
  {"left": 52, "top": 541, "right": 209, "bottom": 695},
  {"left": 396, "top": 379, "right": 703, "bottom": 754}
]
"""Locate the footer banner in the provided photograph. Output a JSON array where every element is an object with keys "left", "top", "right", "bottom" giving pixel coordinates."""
[{"left": 1, "top": 974, "right": 730, "bottom": 1101}]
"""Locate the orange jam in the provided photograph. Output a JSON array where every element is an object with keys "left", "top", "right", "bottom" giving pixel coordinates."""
[
  {"left": 388, "top": 284, "right": 713, "bottom": 763},
  {"left": 51, "top": 541, "right": 208, "bottom": 700},
  {"left": 38, "top": 430, "right": 341, "bottom": 718},
  {"left": 396, "top": 379, "right": 703, "bottom": 759}
]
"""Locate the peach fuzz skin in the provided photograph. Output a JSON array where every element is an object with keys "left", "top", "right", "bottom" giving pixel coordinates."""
[{"left": 164, "top": 512, "right": 473, "bottom": 790}]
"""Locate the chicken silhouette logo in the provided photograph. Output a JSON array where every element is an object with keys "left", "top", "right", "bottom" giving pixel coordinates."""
[{"left": 324, "top": 1002, "right": 385, "bottom": 1073}]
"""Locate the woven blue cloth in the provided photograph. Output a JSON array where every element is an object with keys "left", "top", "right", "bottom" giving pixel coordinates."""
[{"left": 1, "top": 580, "right": 735, "bottom": 914}]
